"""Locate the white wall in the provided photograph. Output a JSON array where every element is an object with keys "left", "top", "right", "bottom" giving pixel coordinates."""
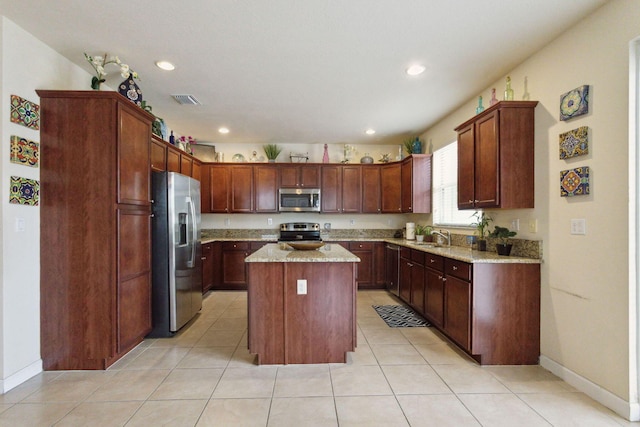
[
  {"left": 420, "top": 0, "right": 639, "bottom": 417},
  {"left": 0, "top": 17, "right": 90, "bottom": 391}
]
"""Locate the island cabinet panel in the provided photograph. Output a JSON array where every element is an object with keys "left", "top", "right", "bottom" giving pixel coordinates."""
[
  {"left": 455, "top": 100, "right": 537, "bottom": 210},
  {"left": 380, "top": 163, "right": 402, "bottom": 213},
  {"left": 247, "top": 261, "right": 356, "bottom": 365},
  {"left": 38, "top": 90, "right": 153, "bottom": 370}
]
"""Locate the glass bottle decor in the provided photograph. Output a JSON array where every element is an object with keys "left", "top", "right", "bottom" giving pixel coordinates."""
[
  {"left": 522, "top": 76, "right": 531, "bottom": 100},
  {"left": 169, "top": 130, "right": 175, "bottom": 145},
  {"left": 476, "top": 96, "right": 485, "bottom": 114},
  {"left": 490, "top": 88, "right": 499, "bottom": 106},
  {"left": 322, "top": 143, "right": 330, "bottom": 163},
  {"left": 412, "top": 137, "right": 422, "bottom": 154},
  {"left": 504, "top": 76, "right": 514, "bottom": 101}
]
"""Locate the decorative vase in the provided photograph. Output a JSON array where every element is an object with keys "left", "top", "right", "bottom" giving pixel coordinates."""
[
  {"left": 412, "top": 138, "right": 422, "bottom": 154},
  {"left": 360, "top": 153, "right": 374, "bottom": 164},
  {"left": 118, "top": 76, "right": 143, "bottom": 107},
  {"left": 496, "top": 243, "right": 513, "bottom": 256},
  {"left": 268, "top": 159, "right": 276, "bottom": 163},
  {"left": 477, "top": 240, "right": 487, "bottom": 251},
  {"left": 323, "top": 144, "right": 330, "bottom": 163},
  {"left": 504, "top": 76, "right": 514, "bottom": 101},
  {"left": 476, "top": 96, "right": 484, "bottom": 114},
  {"left": 490, "top": 88, "right": 499, "bottom": 106}
]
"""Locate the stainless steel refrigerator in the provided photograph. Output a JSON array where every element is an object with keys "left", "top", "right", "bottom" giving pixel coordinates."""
[{"left": 149, "top": 171, "right": 203, "bottom": 337}]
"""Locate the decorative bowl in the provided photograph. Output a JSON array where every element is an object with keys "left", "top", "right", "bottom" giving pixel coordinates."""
[{"left": 287, "top": 241, "right": 325, "bottom": 251}]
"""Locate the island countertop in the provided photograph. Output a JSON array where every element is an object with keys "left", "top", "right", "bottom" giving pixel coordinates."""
[{"left": 245, "top": 243, "right": 360, "bottom": 263}]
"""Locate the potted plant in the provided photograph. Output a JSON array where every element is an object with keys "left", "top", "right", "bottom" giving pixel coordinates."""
[
  {"left": 263, "top": 144, "right": 282, "bottom": 162},
  {"left": 403, "top": 137, "right": 415, "bottom": 155},
  {"left": 471, "top": 212, "right": 492, "bottom": 251},
  {"left": 415, "top": 224, "right": 433, "bottom": 242},
  {"left": 489, "top": 225, "right": 517, "bottom": 256}
]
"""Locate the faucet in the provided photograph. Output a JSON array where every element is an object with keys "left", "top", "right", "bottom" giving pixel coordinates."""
[{"left": 431, "top": 229, "right": 451, "bottom": 247}]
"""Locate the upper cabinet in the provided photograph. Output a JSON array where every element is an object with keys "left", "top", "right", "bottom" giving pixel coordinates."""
[
  {"left": 455, "top": 101, "right": 538, "bottom": 210},
  {"left": 401, "top": 154, "right": 432, "bottom": 214},
  {"left": 380, "top": 163, "right": 402, "bottom": 213},
  {"left": 321, "top": 165, "right": 362, "bottom": 213},
  {"left": 280, "top": 164, "right": 320, "bottom": 188}
]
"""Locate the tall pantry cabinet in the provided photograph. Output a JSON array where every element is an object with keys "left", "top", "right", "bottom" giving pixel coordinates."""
[{"left": 38, "top": 90, "right": 154, "bottom": 370}]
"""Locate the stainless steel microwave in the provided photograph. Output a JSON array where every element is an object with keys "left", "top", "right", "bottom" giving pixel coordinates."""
[{"left": 278, "top": 188, "right": 321, "bottom": 212}]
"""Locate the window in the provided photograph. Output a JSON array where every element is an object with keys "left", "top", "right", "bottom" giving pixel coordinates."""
[{"left": 432, "top": 141, "right": 477, "bottom": 227}]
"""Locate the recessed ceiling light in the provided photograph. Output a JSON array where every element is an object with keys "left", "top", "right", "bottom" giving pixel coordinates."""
[
  {"left": 406, "top": 64, "right": 426, "bottom": 76},
  {"left": 218, "top": 127, "right": 230, "bottom": 134},
  {"left": 155, "top": 60, "right": 175, "bottom": 71},
  {"left": 365, "top": 129, "right": 376, "bottom": 135}
]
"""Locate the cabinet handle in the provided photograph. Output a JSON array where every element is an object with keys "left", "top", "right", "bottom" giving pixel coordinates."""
[
  {"left": 201, "top": 257, "right": 206, "bottom": 260},
  {"left": 233, "top": 244, "right": 237, "bottom": 248},
  {"left": 407, "top": 263, "right": 413, "bottom": 267},
  {"left": 430, "top": 259, "right": 435, "bottom": 263},
  {"left": 438, "top": 275, "right": 443, "bottom": 280},
  {"left": 359, "top": 244, "right": 363, "bottom": 248},
  {"left": 468, "top": 199, "right": 473, "bottom": 203},
  {"left": 452, "top": 266, "right": 458, "bottom": 271}
]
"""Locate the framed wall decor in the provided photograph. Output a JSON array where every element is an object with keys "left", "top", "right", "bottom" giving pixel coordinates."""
[
  {"left": 559, "top": 85, "right": 589, "bottom": 121},
  {"left": 10, "top": 135, "right": 40, "bottom": 167},
  {"left": 10, "top": 94, "right": 40, "bottom": 129},
  {"left": 559, "top": 126, "right": 589, "bottom": 159},
  {"left": 9, "top": 176, "right": 39, "bottom": 206},
  {"left": 560, "top": 166, "right": 590, "bottom": 197}
]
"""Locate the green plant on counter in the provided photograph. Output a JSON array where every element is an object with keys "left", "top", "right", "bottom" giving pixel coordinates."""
[
  {"left": 263, "top": 144, "right": 282, "bottom": 161},
  {"left": 415, "top": 224, "right": 432, "bottom": 235},
  {"left": 489, "top": 225, "right": 517, "bottom": 244},
  {"left": 471, "top": 212, "right": 492, "bottom": 239}
]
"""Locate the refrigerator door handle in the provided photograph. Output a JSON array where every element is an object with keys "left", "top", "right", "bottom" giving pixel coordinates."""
[{"left": 187, "top": 196, "right": 197, "bottom": 268}]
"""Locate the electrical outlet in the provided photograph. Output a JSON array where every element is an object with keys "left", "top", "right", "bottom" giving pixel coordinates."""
[
  {"left": 324, "top": 223, "right": 331, "bottom": 232},
  {"left": 528, "top": 219, "right": 537, "bottom": 233},
  {"left": 350, "top": 219, "right": 355, "bottom": 225},
  {"left": 511, "top": 219, "right": 520, "bottom": 231},
  {"left": 267, "top": 218, "right": 273, "bottom": 226},
  {"left": 15, "top": 218, "right": 25, "bottom": 232},
  {"left": 224, "top": 218, "right": 230, "bottom": 226},
  {"left": 297, "top": 279, "right": 307, "bottom": 295}
]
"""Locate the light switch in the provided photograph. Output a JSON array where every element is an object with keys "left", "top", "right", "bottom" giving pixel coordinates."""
[
  {"left": 15, "top": 218, "right": 25, "bottom": 232},
  {"left": 297, "top": 279, "right": 307, "bottom": 295},
  {"left": 570, "top": 218, "right": 586, "bottom": 235},
  {"left": 528, "top": 219, "right": 538, "bottom": 233},
  {"left": 267, "top": 218, "right": 273, "bottom": 226}
]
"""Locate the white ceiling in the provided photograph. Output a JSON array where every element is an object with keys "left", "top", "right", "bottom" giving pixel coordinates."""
[{"left": 1, "top": 0, "right": 608, "bottom": 145}]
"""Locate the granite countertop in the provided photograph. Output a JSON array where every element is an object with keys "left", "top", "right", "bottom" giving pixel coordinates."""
[{"left": 245, "top": 243, "right": 360, "bottom": 263}]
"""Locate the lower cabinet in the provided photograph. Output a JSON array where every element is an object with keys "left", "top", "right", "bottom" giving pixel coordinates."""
[
  {"left": 209, "top": 241, "right": 272, "bottom": 291},
  {"left": 202, "top": 243, "right": 214, "bottom": 293},
  {"left": 443, "top": 273, "right": 472, "bottom": 351},
  {"left": 399, "top": 247, "right": 412, "bottom": 303},
  {"left": 349, "top": 242, "right": 374, "bottom": 288},
  {"left": 423, "top": 253, "right": 444, "bottom": 328}
]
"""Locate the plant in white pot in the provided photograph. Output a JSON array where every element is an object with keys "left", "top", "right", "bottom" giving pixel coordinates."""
[
  {"left": 263, "top": 144, "right": 282, "bottom": 162},
  {"left": 471, "top": 212, "right": 492, "bottom": 251},
  {"left": 489, "top": 225, "right": 517, "bottom": 256},
  {"left": 415, "top": 224, "right": 432, "bottom": 242}
]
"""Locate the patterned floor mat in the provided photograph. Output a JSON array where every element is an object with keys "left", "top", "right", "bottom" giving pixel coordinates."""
[{"left": 372, "top": 305, "right": 431, "bottom": 327}]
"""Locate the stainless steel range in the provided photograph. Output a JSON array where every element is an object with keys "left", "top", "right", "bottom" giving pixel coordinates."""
[{"left": 279, "top": 222, "right": 321, "bottom": 241}]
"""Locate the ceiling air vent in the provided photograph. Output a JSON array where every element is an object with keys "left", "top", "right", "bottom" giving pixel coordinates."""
[{"left": 171, "top": 94, "right": 201, "bottom": 105}]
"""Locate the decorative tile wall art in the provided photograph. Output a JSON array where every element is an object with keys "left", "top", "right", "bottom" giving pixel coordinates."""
[
  {"left": 559, "top": 126, "right": 589, "bottom": 159},
  {"left": 9, "top": 176, "right": 39, "bottom": 206},
  {"left": 560, "top": 166, "right": 590, "bottom": 197},
  {"left": 559, "top": 85, "right": 589, "bottom": 121},
  {"left": 10, "top": 95, "right": 40, "bottom": 130},
  {"left": 10, "top": 135, "right": 39, "bottom": 167}
]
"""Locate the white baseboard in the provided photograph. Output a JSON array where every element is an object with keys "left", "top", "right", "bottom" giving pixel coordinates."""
[
  {"left": 0, "top": 359, "right": 43, "bottom": 393},
  {"left": 540, "top": 355, "right": 639, "bottom": 421}
]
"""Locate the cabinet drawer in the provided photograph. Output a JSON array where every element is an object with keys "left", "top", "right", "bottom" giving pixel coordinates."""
[
  {"left": 222, "top": 241, "right": 250, "bottom": 251},
  {"left": 349, "top": 242, "right": 374, "bottom": 251},
  {"left": 400, "top": 247, "right": 411, "bottom": 259},
  {"left": 424, "top": 253, "right": 444, "bottom": 271},
  {"left": 444, "top": 259, "right": 472, "bottom": 281},
  {"left": 411, "top": 249, "right": 424, "bottom": 265}
]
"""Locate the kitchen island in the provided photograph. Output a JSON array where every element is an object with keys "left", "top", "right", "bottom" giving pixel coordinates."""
[{"left": 245, "top": 243, "right": 360, "bottom": 364}]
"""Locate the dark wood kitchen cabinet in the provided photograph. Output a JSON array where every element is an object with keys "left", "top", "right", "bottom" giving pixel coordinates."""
[
  {"left": 151, "top": 136, "right": 167, "bottom": 171},
  {"left": 254, "top": 165, "right": 279, "bottom": 213},
  {"left": 423, "top": 253, "right": 444, "bottom": 328},
  {"left": 321, "top": 165, "right": 362, "bottom": 213},
  {"left": 401, "top": 154, "right": 432, "bottom": 213},
  {"left": 380, "top": 162, "right": 402, "bottom": 213},
  {"left": 38, "top": 90, "right": 153, "bottom": 370},
  {"left": 230, "top": 165, "right": 253, "bottom": 212},
  {"left": 222, "top": 241, "right": 251, "bottom": 289},
  {"left": 349, "top": 242, "right": 373, "bottom": 288},
  {"left": 205, "top": 165, "right": 253, "bottom": 213},
  {"left": 399, "top": 248, "right": 412, "bottom": 303},
  {"left": 443, "top": 259, "right": 473, "bottom": 351},
  {"left": 166, "top": 144, "right": 181, "bottom": 173},
  {"left": 456, "top": 101, "right": 538, "bottom": 210},
  {"left": 279, "top": 164, "right": 320, "bottom": 188},
  {"left": 202, "top": 243, "right": 214, "bottom": 293},
  {"left": 362, "top": 166, "right": 382, "bottom": 213}
]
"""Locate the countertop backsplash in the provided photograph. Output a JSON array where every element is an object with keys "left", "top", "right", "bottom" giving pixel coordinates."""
[{"left": 201, "top": 228, "right": 542, "bottom": 260}]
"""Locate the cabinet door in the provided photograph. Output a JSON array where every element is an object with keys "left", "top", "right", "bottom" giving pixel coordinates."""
[
  {"left": 180, "top": 155, "right": 193, "bottom": 177},
  {"left": 401, "top": 159, "right": 413, "bottom": 212},
  {"left": 166, "top": 145, "right": 181, "bottom": 173},
  {"left": 211, "top": 242, "right": 223, "bottom": 289},
  {"left": 349, "top": 242, "right": 373, "bottom": 288},
  {"left": 457, "top": 124, "right": 475, "bottom": 210},
  {"left": 118, "top": 105, "right": 151, "bottom": 205},
  {"left": 321, "top": 165, "right": 341, "bottom": 213},
  {"left": 254, "top": 166, "right": 279, "bottom": 213},
  {"left": 374, "top": 242, "right": 386, "bottom": 286},
  {"left": 209, "top": 165, "right": 230, "bottom": 213},
  {"left": 474, "top": 111, "right": 499, "bottom": 208},
  {"left": 424, "top": 268, "right": 444, "bottom": 327},
  {"left": 410, "top": 262, "right": 425, "bottom": 315},
  {"left": 341, "top": 166, "right": 362, "bottom": 213},
  {"left": 380, "top": 163, "right": 402, "bottom": 213},
  {"left": 399, "top": 257, "right": 412, "bottom": 304},
  {"left": 230, "top": 165, "right": 253, "bottom": 212},
  {"left": 444, "top": 275, "right": 472, "bottom": 351},
  {"left": 222, "top": 242, "right": 250, "bottom": 289},
  {"left": 192, "top": 160, "right": 202, "bottom": 182},
  {"left": 362, "top": 166, "right": 381, "bottom": 213},
  {"left": 279, "top": 166, "right": 299, "bottom": 187},
  {"left": 202, "top": 243, "right": 213, "bottom": 293},
  {"left": 117, "top": 208, "right": 152, "bottom": 353},
  {"left": 150, "top": 138, "right": 167, "bottom": 172},
  {"left": 300, "top": 165, "right": 320, "bottom": 187}
]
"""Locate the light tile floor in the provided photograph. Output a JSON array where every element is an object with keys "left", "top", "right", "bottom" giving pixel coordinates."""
[{"left": 0, "top": 290, "right": 637, "bottom": 426}]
